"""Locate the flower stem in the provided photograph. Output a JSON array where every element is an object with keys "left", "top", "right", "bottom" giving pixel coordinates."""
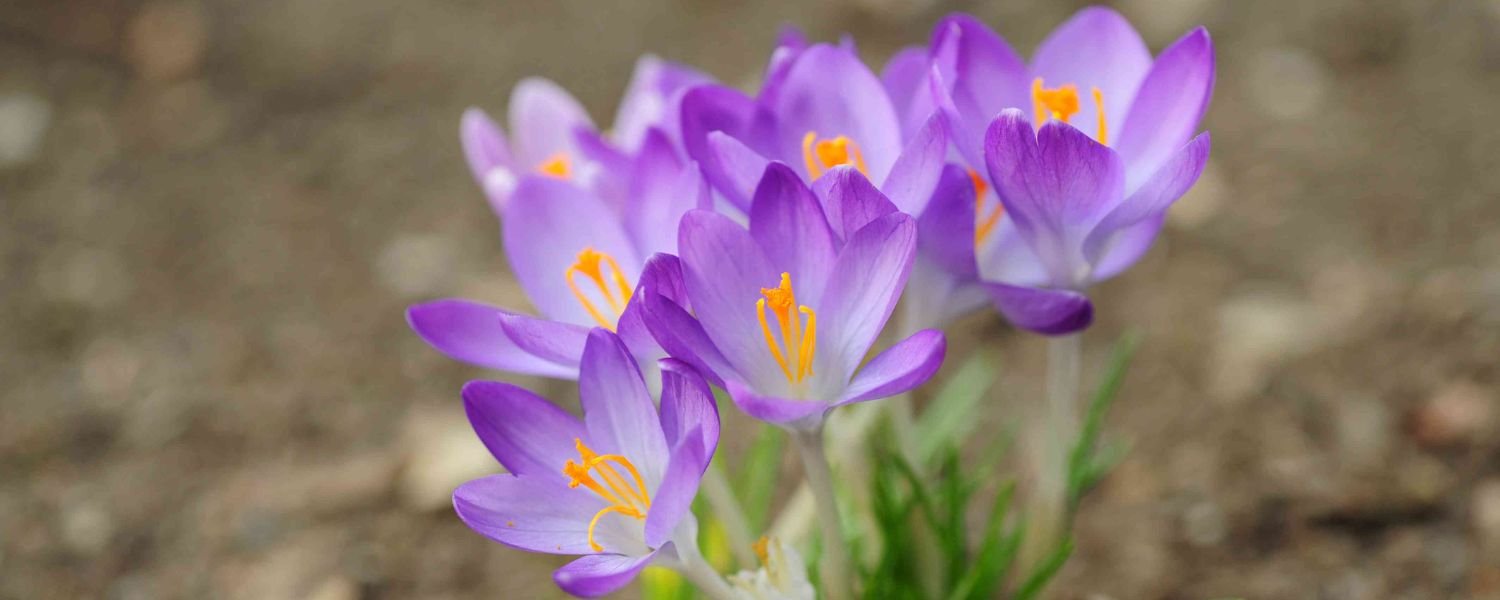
[
  {"left": 701, "top": 461, "right": 758, "bottom": 567},
  {"left": 1022, "top": 333, "right": 1081, "bottom": 571},
  {"left": 794, "top": 426, "right": 852, "bottom": 600},
  {"left": 672, "top": 544, "right": 737, "bottom": 600}
]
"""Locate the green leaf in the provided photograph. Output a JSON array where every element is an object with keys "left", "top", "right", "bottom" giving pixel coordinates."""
[
  {"left": 915, "top": 351, "right": 997, "bottom": 464},
  {"left": 1013, "top": 538, "right": 1074, "bottom": 600},
  {"left": 1068, "top": 331, "right": 1139, "bottom": 504},
  {"left": 736, "top": 424, "right": 784, "bottom": 531}
]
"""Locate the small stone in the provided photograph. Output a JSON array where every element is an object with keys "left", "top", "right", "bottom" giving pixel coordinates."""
[
  {"left": 1248, "top": 47, "right": 1329, "bottom": 121},
  {"left": 1474, "top": 479, "right": 1500, "bottom": 556},
  {"left": 60, "top": 500, "right": 114, "bottom": 556},
  {"left": 1210, "top": 289, "right": 1320, "bottom": 402},
  {"left": 306, "top": 576, "right": 359, "bottom": 600},
  {"left": 37, "top": 246, "right": 133, "bottom": 309},
  {"left": 399, "top": 407, "right": 500, "bottom": 511},
  {"left": 375, "top": 233, "right": 461, "bottom": 299},
  {"left": 1409, "top": 381, "right": 1494, "bottom": 448},
  {"left": 81, "top": 337, "right": 143, "bottom": 400},
  {"left": 1182, "top": 500, "right": 1227, "bottom": 548},
  {"left": 0, "top": 92, "right": 53, "bottom": 168},
  {"left": 125, "top": 1, "right": 209, "bottom": 82}
]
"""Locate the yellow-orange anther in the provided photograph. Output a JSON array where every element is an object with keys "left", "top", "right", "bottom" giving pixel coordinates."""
[
  {"left": 1032, "top": 78, "right": 1109, "bottom": 146},
  {"left": 565, "top": 247, "right": 634, "bottom": 331},
  {"left": 801, "top": 132, "right": 868, "bottom": 180},
  {"left": 756, "top": 273, "right": 817, "bottom": 384},
  {"left": 563, "top": 438, "right": 652, "bottom": 552},
  {"left": 970, "top": 169, "right": 1004, "bottom": 246},
  {"left": 537, "top": 152, "right": 572, "bottom": 179}
]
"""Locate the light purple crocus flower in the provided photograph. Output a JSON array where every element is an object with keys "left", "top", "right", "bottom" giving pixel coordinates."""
[
  {"left": 453, "top": 329, "right": 720, "bottom": 597},
  {"left": 408, "top": 59, "right": 713, "bottom": 379},
  {"left": 640, "top": 163, "right": 946, "bottom": 429},
  {"left": 889, "top": 7, "right": 1215, "bottom": 334}
]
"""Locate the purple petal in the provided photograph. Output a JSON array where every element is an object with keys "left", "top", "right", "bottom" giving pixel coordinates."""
[
  {"left": 614, "top": 55, "right": 711, "bottom": 152},
  {"left": 981, "top": 283, "right": 1093, "bottom": 335},
  {"left": 614, "top": 295, "right": 666, "bottom": 372},
  {"left": 572, "top": 127, "right": 633, "bottom": 210},
  {"left": 837, "top": 329, "right": 946, "bottom": 405},
  {"left": 406, "top": 300, "right": 576, "bottom": 379},
  {"left": 880, "top": 46, "right": 933, "bottom": 139},
  {"left": 814, "top": 166, "right": 899, "bottom": 243},
  {"left": 1086, "top": 133, "right": 1210, "bottom": 281},
  {"left": 508, "top": 77, "right": 594, "bottom": 168},
  {"left": 657, "top": 359, "right": 721, "bottom": 455},
  {"left": 707, "top": 131, "right": 773, "bottom": 209},
  {"left": 641, "top": 281, "right": 736, "bottom": 388},
  {"left": 726, "top": 379, "right": 827, "bottom": 426},
  {"left": 930, "top": 14, "right": 1031, "bottom": 169},
  {"left": 1030, "top": 7, "right": 1152, "bottom": 141},
  {"left": 625, "top": 128, "right": 708, "bottom": 255},
  {"left": 460, "top": 108, "right": 515, "bottom": 213},
  {"left": 880, "top": 111, "right": 950, "bottom": 215},
  {"left": 503, "top": 177, "right": 642, "bottom": 326},
  {"left": 817, "top": 213, "right": 917, "bottom": 383},
  {"left": 453, "top": 473, "right": 602, "bottom": 555},
  {"left": 771, "top": 44, "right": 903, "bottom": 182},
  {"left": 1115, "top": 27, "right": 1215, "bottom": 189},
  {"left": 902, "top": 256, "right": 990, "bottom": 330},
  {"left": 681, "top": 85, "right": 777, "bottom": 211},
  {"left": 644, "top": 429, "right": 708, "bottom": 547},
  {"left": 915, "top": 164, "right": 980, "bottom": 279},
  {"left": 749, "top": 163, "right": 838, "bottom": 302},
  {"left": 497, "top": 313, "right": 589, "bottom": 372},
  {"left": 579, "top": 330, "right": 669, "bottom": 479},
  {"left": 677, "top": 210, "right": 785, "bottom": 385},
  {"left": 983, "top": 111, "right": 1125, "bottom": 287},
  {"left": 554, "top": 551, "right": 659, "bottom": 597},
  {"left": 462, "top": 380, "right": 586, "bottom": 481}
]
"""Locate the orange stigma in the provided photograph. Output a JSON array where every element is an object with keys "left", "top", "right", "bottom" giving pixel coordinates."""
[
  {"left": 565, "top": 247, "right": 634, "bottom": 331},
  {"left": 1031, "top": 78, "right": 1108, "bottom": 146},
  {"left": 802, "top": 132, "right": 868, "bottom": 180},
  {"left": 970, "top": 169, "right": 1003, "bottom": 246},
  {"left": 537, "top": 152, "right": 572, "bottom": 179},
  {"left": 563, "top": 438, "right": 651, "bottom": 552},
  {"left": 756, "top": 273, "right": 817, "bottom": 384}
]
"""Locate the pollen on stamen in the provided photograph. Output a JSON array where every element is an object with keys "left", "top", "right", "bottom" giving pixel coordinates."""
[
  {"left": 536, "top": 152, "right": 572, "bottom": 179},
  {"left": 801, "top": 131, "right": 868, "bottom": 180}
]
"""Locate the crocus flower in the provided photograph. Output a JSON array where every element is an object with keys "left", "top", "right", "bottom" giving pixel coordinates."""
[
  {"left": 641, "top": 163, "right": 946, "bottom": 428},
  {"left": 460, "top": 55, "right": 710, "bottom": 213},
  {"left": 891, "top": 8, "right": 1215, "bottom": 333},
  {"left": 408, "top": 61, "right": 713, "bottom": 379},
  {"left": 453, "top": 329, "right": 721, "bottom": 597},
  {"left": 679, "top": 41, "right": 950, "bottom": 219}
]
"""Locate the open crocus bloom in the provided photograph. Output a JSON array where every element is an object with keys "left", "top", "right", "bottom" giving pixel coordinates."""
[
  {"left": 460, "top": 55, "right": 710, "bottom": 213},
  {"left": 641, "top": 164, "right": 945, "bottom": 428},
  {"left": 410, "top": 72, "right": 713, "bottom": 379},
  {"left": 679, "top": 41, "right": 950, "bottom": 218},
  {"left": 453, "top": 329, "right": 719, "bottom": 598}
]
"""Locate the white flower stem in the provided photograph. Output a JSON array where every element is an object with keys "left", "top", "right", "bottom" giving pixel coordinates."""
[
  {"left": 1022, "top": 333, "right": 1081, "bottom": 571},
  {"left": 794, "top": 426, "right": 852, "bottom": 600},
  {"left": 701, "top": 462, "right": 758, "bottom": 567},
  {"left": 674, "top": 551, "right": 737, "bottom": 600}
]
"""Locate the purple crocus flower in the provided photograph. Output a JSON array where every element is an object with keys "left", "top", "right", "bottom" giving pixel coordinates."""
[
  {"left": 892, "top": 8, "right": 1215, "bottom": 334},
  {"left": 641, "top": 163, "right": 946, "bottom": 428},
  {"left": 453, "top": 329, "right": 720, "bottom": 597},
  {"left": 408, "top": 60, "right": 713, "bottom": 379},
  {"left": 679, "top": 41, "right": 950, "bottom": 219}
]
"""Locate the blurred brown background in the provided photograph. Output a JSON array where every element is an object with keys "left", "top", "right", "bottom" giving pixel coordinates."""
[{"left": 3, "top": 0, "right": 1500, "bottom": 598}]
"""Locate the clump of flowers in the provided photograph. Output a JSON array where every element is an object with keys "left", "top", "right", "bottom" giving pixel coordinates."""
[{"left": 406, "top": 6, "right": 1213, "bottom": 598}]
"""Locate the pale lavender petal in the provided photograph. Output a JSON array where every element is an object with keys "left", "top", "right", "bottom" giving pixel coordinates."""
[
  {"left": 462, "top": 380, "right": 586, "bottom": 480},
  {"left": 1115, "top": 27, "right": 1215, "bottom": 189},
  {"left": 453, "top": 473, "right": 601, "bottom": 555},
  {"left": 813, "top": 166, "right": 899, "bottom": 244},
  {"left": 641, "top": 283, "right": 736, "bottom": 388},
  {"left": 614, "top": 55, "right": 712, "bottom": 152},
  {"left": 707, "top": 131, "right": 773, "bottom": 209},
  {"left": 406, "top": 300, "right": 576, "bottom": 379},
  {"left": 881, "top": 46, "right": 932, "bottom": 139},
  {"left": 880, "top": 111, "right": 950, "bottom": 215},
  {"left": 503, "top": 177, "right": 642, "bottom": 326},
  {"left": 816, "top": 213, "right": 917, "bottom": 383},
  {"left": 902, "top": 256, "right": 990, "bottom": 330},
  {"left": 837, "top": 329, "right": 946, "bottom": 405},
  {"left": 681, "top": 85, "right": 777, "bottom": 211},
  {"left": 984, "top": 111, "right": 1125, "bottom": 287},
  {"left": 771, "top": 44, "right": 903, "bottom": 182},
  {"left": 644, "top": 430, "right": 707, "bottom": 548},
  {"left": 509, "top": 77, "right": 595, "bottom": 168},
  {"left": 1086, "top": 133, "right": 1210, "bottom": 280},
  {"left": 614, "top": 295, "right": 666, "bottom": 371},
  {"left": 982, "top": 282, "right": 1093, "bottom": 335},
  {"left": 460, "top": 108, "right": 514, "bottom": 213},
  {"left": 1030, "top": 7, "right": 1152, "bottom": 141},
  {"left": 726, "top": 379, "right": 827, "bottom": 426},
  {"left": 749, "top": 163, "right": 838, "bottom": 302},
  {"left": 496, "top": 313, "right": 588, "bottom": 372},
  {"left": 554, "top": 551, "right": 659, "bottom": 598},
  {"left": 930, "top": 14, "right": 1031, "bottom": 168},
  {"left": 658, "top": 359, "right": 721, "bottom": 455},
  {"left": 572, "top": 127, "right": 633, "bottom": 210},
  {"left": 677, "top": 210, "right": 785, "bottom": 385},
  {"left": 625, "top": 128, "right": 710, "bottom": 255},
  {"left": 579, "top": 330, "right": 669, "bottom": 479},
  {"left": 915, "top": 164, "right": 980, "bottom": 279}
]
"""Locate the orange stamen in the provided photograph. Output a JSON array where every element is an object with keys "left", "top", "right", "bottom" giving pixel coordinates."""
[
  {"left": 1032, "top": 78, "right": 1109, "bottom": 146},
  {"left": 537, "top": 152, "right": 572, "bottom": 179},
  {"left": 970, "top": 169, "right": 1003, "bottom": 246},
  {"left": 563, "top": 438, "right": 652, "bottom": 552},
  {"left": 565, "top": 247, "right": 635, "bottom": 331},
  {"left": 801, "top": 132, "right": 868, "bottom": 180},
  {"left": 756, "top": 273, "right": 817, "bottom": 384}
]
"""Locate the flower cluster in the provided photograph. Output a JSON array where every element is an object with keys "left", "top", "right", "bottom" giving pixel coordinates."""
[{"left": 405, "top": 7, "right": 1212, "bottom": 598}]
